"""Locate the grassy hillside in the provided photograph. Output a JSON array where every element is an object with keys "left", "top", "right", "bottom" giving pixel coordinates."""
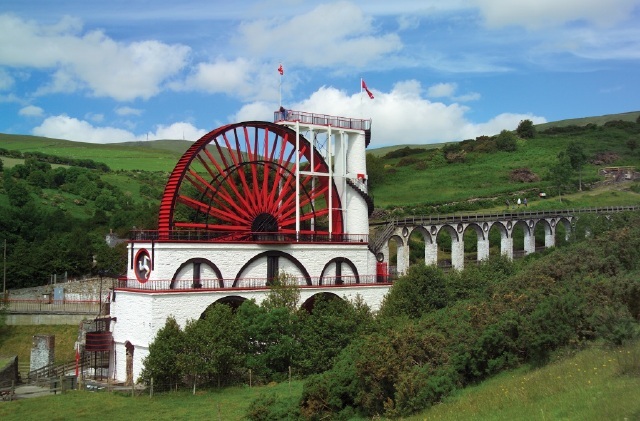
[
  {"left": 0, "top": 134, "right": 185, "bottom": 172},
  {"left": 536, "top": 110, "right": 640, "bottom": 130},
  {"left": 0, "top": 341, "right": 637, "bottom": 420},
  {"left": 1, "top": 111, "right": 639, "bottom": 215},
  {"left": 0, "top": 325, "right": 78, "bottom": 364}
]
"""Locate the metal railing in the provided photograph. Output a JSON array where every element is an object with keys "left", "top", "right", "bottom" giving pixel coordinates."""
[
  {"left": 1, "top": 299, "right": 102, "bottom": 314},
  {"left": 116, "top": 273, "right": 389, "bottom": 292},
  {"left": 382, "top": 206, "right": 640, "bottom": 227},
  {"left": 274, "top": 109, "right": 372, "bottom": 131},
  {"left": 129, "top": 229, "right": 368, "bottom": 244}
]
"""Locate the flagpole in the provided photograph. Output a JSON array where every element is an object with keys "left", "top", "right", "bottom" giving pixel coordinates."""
[
  {"left": 279, "top": 73, "right": 282, "bottom": 108},
  {"left": 360, "top": 78, "right": 363, "bottom": 117}
]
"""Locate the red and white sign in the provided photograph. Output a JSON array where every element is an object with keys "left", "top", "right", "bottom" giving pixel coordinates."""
[{"left": 134, "top": 249, "right": 152, "bottom": 283}]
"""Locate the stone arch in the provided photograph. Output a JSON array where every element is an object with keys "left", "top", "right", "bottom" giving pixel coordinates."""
[
  {"left": 512, "top": 220, "right": 533, "bottom": 257},
  {"left": 464, "top": 223, "right": 488, "bottom": 264},
  {"left": 301, "top": 292, "right": 343, "bottom": 313},
  {"left": 533, "top": 219, "right": 553, "bottom": 250},
  {"left": 554, "top": 217, "right": 572, "bottom": 245},
  {"left": 233, "top": 250, "right": 311, "bottom": 287},
  {"left": 170, "top": 258, "right": 223, "bottom": 289},
  {"left": 436, "top": 224, "right": 461, "bottom": 269},
  {"left": 488, "top": 221, "right": 510, "bottom": 258},
  {"left": 200, "top": 296, "right": 248, "bottom": 318},
  {"left": 320, "top": 257, "right": 359, "bottom": 285},
  {"left": 387, "top": 234, "right": 405, "bottom": 276},
  {"left": 408, "top": 226, "right": 432, "bottom": 266}
]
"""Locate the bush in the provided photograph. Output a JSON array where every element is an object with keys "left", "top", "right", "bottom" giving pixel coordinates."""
[{"left": 246, "top": 392, "right": 302, "bottom": 421}]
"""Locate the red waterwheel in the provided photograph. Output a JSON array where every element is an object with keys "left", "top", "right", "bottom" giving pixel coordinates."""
[{"left": 158, "top": 121, "right": 343, "bottom": 240}]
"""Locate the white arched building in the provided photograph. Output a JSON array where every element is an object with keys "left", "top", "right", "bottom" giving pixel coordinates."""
[{"left": 108, "top": 112, "right": 388, "bottom": 384}]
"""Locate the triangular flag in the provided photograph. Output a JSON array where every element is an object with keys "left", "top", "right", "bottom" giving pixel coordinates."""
[{"left": 362, "top": 79, "right": 374, "bottom": 99}]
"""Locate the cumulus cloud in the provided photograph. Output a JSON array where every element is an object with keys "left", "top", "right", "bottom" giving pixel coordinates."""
[
  {"left": 32, "top": 115, "right": 207, "bottom": 144},
  {"left": 235, "top": 1, "right": 402, "bottom": 67},
  {"left": 144, "top": 122, "right": 207, "bottom": 141},
  {"left": 234, "top": 80, "right": 545, "bottom": 146},
  {"left": 19, "top": 105, "right": 44, "bottom": 117},
  {"left": 427, "top": 82, "right": 480, "bottom": 102},
  {"left": 0, "top": 69, "right": 14, "bottom": 90},
  {"left": 0, "top": 14, "right": 190, "bottom": 100},
  {"left": 115, "top": 106, "right": 143, "bottom": 116},
  {"left": 473, "top": 0, "right": 639, "bottom": 29}
]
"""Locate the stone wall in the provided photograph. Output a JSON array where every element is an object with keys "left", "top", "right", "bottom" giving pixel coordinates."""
[{"left": 7, "top": 277, "right": 116, "bottom": 301}]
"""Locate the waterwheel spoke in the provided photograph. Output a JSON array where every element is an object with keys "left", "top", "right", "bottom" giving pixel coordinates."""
[{"left": 159, "top": 122, "right": 343, "bottom": 236}]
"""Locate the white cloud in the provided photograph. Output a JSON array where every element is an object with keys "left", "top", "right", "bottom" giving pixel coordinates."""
[
  {"left": 19, "top": 105, "right": 44, "bottom": 117},
  {"left": 473, "top": 0, "right": 639, "bottom": 29},
  {"left": 427, "top": 82, "right": 480, "bottom": 102},
  {"left": 235, "top": 80, "right": 546, "bottom": 146},
  {"left": 144, "top": 122, "right": 207, "bottom": 141},
  {"left": 115, "top": 106, "right": 143, "bottom": 116},
  {"left": 31, "top": 114, "right": 207, "bottom": 143},
  {"left": 235, "top": 1, "right": 402, "bottom": 67},
  {"left": 427, "top": 82, "right": 456, "bottom": 98},
  {"left": 0, "top": 69, "right": 14, "bottom": 90},
  {"left": 33, "top": 115, "right": 138, "bottom": 143},
  {"left": 0, "top": 14, "right": 191, "bottom": 100}
]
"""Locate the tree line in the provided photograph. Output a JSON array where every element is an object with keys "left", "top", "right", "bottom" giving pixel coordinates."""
[
  {"left": 141, "top": 211, "right": 640, "bottom": 419},
  {"left": 0, "top": 157, "right": 163, "bottom": 288}
]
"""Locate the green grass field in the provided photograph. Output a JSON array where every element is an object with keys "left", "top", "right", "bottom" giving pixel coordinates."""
[
  {"left": 0, "top": 341, "right": 637, "bottom": 420},
  {"left": 411, "top": 341, "right": 640, "bottom": 421},
  {"left": 0, "top": 325, "right": 79, "bottom": 365}
]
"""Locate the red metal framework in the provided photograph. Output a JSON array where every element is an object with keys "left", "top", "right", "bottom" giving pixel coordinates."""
[{"left": 158, "top": 121, "right": 343, "bottom": 240}]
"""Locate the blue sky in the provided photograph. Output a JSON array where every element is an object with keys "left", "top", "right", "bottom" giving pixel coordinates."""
[{"left": 1, "top": 0, "right": 639, "bottom": 147}]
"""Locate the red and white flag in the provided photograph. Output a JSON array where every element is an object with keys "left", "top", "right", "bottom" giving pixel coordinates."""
[
  {"left": 361, "top": 79, "right": 374, "bottom": 99},
  {"left": 278, "top": 64, "right": 284, "bottom": 75}
]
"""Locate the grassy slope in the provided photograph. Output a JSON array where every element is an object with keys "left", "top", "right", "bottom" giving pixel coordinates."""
[
  {"left": 535, "top": 110, "right": 640, "bottom": 130},
  {"left": 411, "top": 341, "right": 640, "bottom": 421},
  {"left": 0, "top": 134, "right": 186, "bottom": 172},
  {"left": 0, "top": 325, "right": 79, "bottom": 364},
  {"left": 0, "top": 342, "right": 637, "bottom": 420},
  {"left": 0, "top": 378, "right": 304, "bottom": 421}
]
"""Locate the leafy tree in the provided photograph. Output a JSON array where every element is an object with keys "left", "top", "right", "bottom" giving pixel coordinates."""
[
  {"left": 495, "top": 130, "right": 518, "bottom": 152},
  {"left": 548, "top": 151, "right": 573, "bottom": 202},
  {"left": 140, "top": 316, "right": 184, "bottom": 390},
  {"left": 237, "top": 274, "right": 309, "bottom": 382},
  {"left": 179, "top": 304, "right": 244, "bottom": 388},
  {"left": 378, "top": 264, "right": 449, "bottom": 320},
  {"left": 262, "top": 272, "right": 300, "bottom": 312},
  {"left": 627, "top": 138, "right": 638, "bottom": 154},
  {"left": 297, "top": 295, "right": 374, "bottom": 375},
  {"left": 565, "top": 141, "right": 587, "bottom": 191},
  {"left": 3, "top": 174, "right": 31, "bottom": 208},
  {"left": 366, "top": 153, "right": 385, "bottom": 189},
  {"left": 516, "top": 119, "right": 536, "bottom": 139}
]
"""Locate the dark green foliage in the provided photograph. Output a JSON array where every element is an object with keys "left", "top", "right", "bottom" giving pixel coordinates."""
[
  {"left": 0, "top": 148, "right": 110, "bottom": 171},
  {"left": 179, "top": 304, "right": 244, "bottom": 387},
  {"left": 297, "top": 295, "right": 374, "bottom": 375},
  {"left": 516, "top": 119, "right": 536, "bottom": 139},
  {"left": 365, "top": 153, "right": 385, "bottom": 188},
  {"left": 139, "top": 316, "right": 184, "bottom": 390},
  {"left": 246, "top": 392, "right": 302, "bottom": 421},
  {"left": 383, "top": 146, "right": 426, "bottom": 159},
  {"left": 495, "top": 130, "right": 518, "bottom": 151},
  {"left": 379, "top": 264, "right": 449, "bottom": 319}
]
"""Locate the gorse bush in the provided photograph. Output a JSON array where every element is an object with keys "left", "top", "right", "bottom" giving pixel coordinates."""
[{"left": 296, "top": 211, "right": 640, "bottom": 419}]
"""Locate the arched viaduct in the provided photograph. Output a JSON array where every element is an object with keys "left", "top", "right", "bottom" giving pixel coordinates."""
[{"left": 369, "top": 206, "right": 638, "bottom": 275}]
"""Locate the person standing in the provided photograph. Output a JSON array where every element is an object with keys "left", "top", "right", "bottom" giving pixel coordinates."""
[{"left": 517, "top": 198, "right": 521, "bottom": 208}]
